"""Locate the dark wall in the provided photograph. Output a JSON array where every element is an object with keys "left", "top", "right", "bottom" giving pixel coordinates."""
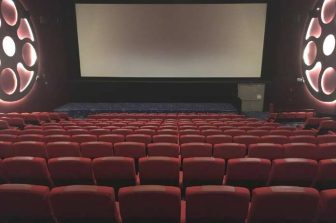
[
  {"left": 264, "top": 0, "right": 336, "bottom": 114},
  {"left": 0, "top": 0, "right": 70, "bottom": 113}
]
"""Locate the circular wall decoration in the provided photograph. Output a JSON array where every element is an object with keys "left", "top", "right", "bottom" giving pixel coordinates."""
[
  {"left": 302, "top": 0, "right": 336, "bottom": 102},
  {"left": 0, "top": 0, "right": 38, "bottom": 102}
]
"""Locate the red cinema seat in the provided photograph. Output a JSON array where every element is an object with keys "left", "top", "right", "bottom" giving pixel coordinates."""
[
  {"left": 0, "top": 141, "right": 14, "bottom": 158},
  {"left": 289, "top": 135, "right": 317, "bottom": 144},
  {"left": 3, "top": 157, "right": 52, "bottom": 186},
  {"left": 0, "top": 128, "right": 20, "bottom": 135},
  {"left": 98, "top": 134, "right": 125, "bottom": 143},
  {"left": 80, "top": 141, "right": 113, "bottom": 159},
  {"left": 44, "top": 129, "right": 67, "bottom": 135},
  {"left": 13, "top": 141, "right": 47, "bottom": 158},
  {"left": 180, "top": 143, "right": 212, "bottom": 159},
  {"left": 21, "top": 129, "right": 44, "bottom": 135},
  {"left": 0, "top": 120, "right": 9, "bottom": 130},
  {"left": 126, "top": 134, "right": 152, "bottom": 144},
  {"left": 71, "top": 134, "right": 97, "bottom": 143},
  {"left": 201, "top": 129, "right": 222, "bottom": 136},
  {"left": 119, "top": 185, "right": 181, "bottom": 223},
  {"left": 46, "top": 142, "right": 81, "bottom": 158},
  {"left": 259, "top": 135, "right": 289, "bottom": 144},
  {"left": 247, "top": 186, "right": 319, "bottom": 223},
  {"left": 283, "top": 143, "right": 318, "bottom": 159},
  {"left": 291, "top": 130, "right": 316, "bottom": 136},
  {"left": 0, "top": 184, "right": 54, "bottom": 223},
  {"left": 179, "top": 135, "right": 205, "bottom": 144},
  {"left": 186, "top": 185, "right": 250, "bottom": 223},
  {"left": 45, "top": 134, "right": 71, "bottom": 143},
  {"left": 246, "top": 130, "right": 270, "bottom": 137},
  {"left": 223, "top": 129, "right": 246, "bottom": 137},
  {"left": 317, "top": 135, "right": 336, "bottom": 144},
  {"left": 0, "top": 134, "right": 17, "bottom": 142},
  {"left": 318, "top": 143, "right": 336, "bottom": 160},
  {"left": 157, "top": 129, "right": 178, "bottom": 135},
  {"left": 111, "top": 128, "right": 133, "bottom": 136},
  {"left": 50, "top": 185, "right": 118, "bottom": 223},
  {"left": 17, "top": 134, "right": 45, "bottom": 142},
  {"left": 213, "top": 143, "right": 246, "bottom": 160},
  {"left": 66, "top": 129, "right": 89, "bottom": 135},
  {"left": 89, "top": 128, "right": 110, "bottom": 136},
  {"left": 114, "top": 142, "right": 146, "bottom": 160},
  {"left": 233, "top": 135, "right": 260, "bottom": 146},
  {"left": 269, "top": 129, "right": 292, "bottom": 136},
  {"left": 316, "top": 159, "right": 336, "bottom": 190},
  {"left": 153, "top": 134, "right": 178, "bottom": 144},
  {"left": 48, "top": 157, "right": 94, "bottom": 186},
  {"left": 268, "top": 158, "right": 318, "bottom": 187},
  {"left": 225, "top": 158, "right": 271, "bottom": 189},
  {"left": 183, "top": 157, "right": 225, "bottom": 187},
  {"left": 134, "top": 128, "right": 156, "bottom": 136},
  {"left": 206, "top": 134, "right": 232, "bottom": 144},
  {"left": 320, "top": 189, "right": 336, "bottom": 223},
  {"left": 179, "top": 129, "right": 200, "bottom": 135},
  {"left": 139, "top": 157, "right": 180, "bottom": 186},
  {"left": 147, "top": 143, "right": 180, "bottom": 158},
  {"left": 93, "top": 157, "right": 136, "bottom": 189},
  {"left": 248, "top": 143, "right": 284, "bottom": 160},
  {"left": 318, "top": 120, "right": 336, "bottom": 135}
]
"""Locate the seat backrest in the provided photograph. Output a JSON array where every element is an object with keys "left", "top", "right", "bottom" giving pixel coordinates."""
[
  {"left": 318, "top": 143, "right": 336, "bottom": 160},
  {"left": 223, "top": 129, "right": 246, "bottom": 137},
  {"left": 126, "top": 134, "right": 152, "bottom": 144},
  {"left": 246, "top": 130, "right": 270, "bottom": 137},
  {"left": 316, "top": 159, "right": 336, "bottom": 190},
  {"left": 183, "top": 157, "right": 225, "bottom": 187},
  {"left": 46, "top": 142, "right": 81, "bottom": 158},
  {"left": 114, "top": 142, "right": 146, "bottom": 159},
  {"left": 98, "top": 134, "right": 125, "bottom": 143},
  {"left": 0, "top": 141, "right": 14, "bottom": 158},
  {"left": 0, "top": 134, "right": 17, "bottom": 142},
  {"left": 201, "top": 129, "right": 223, "bottom": 136},
  {"left": 139, "top": 157, "right": 180, "bottom": 186},
  {"left": 320, "top": 189, "right": 336, "bottom": 223},
  {"left": 50, "top": 185, "right": 118, "bottom": 222},
  {"left": 291, "top": 130, "right": 316, "bottom": 136},
  {"left": 233, "top": 135, "right": 260, "bottom": 146},
  {"left": 152, "top": 134, "right": 178, "bottom": 144},
  {"left": 226, "top": 158, "right": 271, "bottom": 189},
  {"left": 180, "top": 143, "right": 212, "bottom": 159},
  {"left": 289, "top": 135, "right": 317, "bottom": 144},
  {"left": 3, "top": 157, "right": 52, "bottom": 186},
  {"left": 179, "top": 134, "right": 205, "bottom": 144},
  {"left": 283, "top": 143, "right": 318, "bottom": 159},
  {"left": 213, "top": 143, "right": 246, "bottom": 160},
  {"left": 248, "top": 143, "right": 284, "bottom": 160},
  {"left": 88, "top": 128, "right": 111, "bottom": 136},
  {"left": 317, "top": 135, "right": 336, "bottom": 144},
  {"left": 18, "top": 134, "right": 45, "bottom": 142},
  {"left": 48, "top": 157, "right": 94, "bottom": 186},
  {"left": 80, "top": 141, "right": 113, "bottom": 159},
  {"left": 71, "top": 134, "right": 97, "bottom": 143},
  {"left": 0, "top": 184, "right": 53, "bottom": 223},
  {"left": 92, "top": 157, "right": 136, "bottom": 188},
  {"left": 206, "top": 134, "right": 232, "bottom": 144},
  {"left": 147, "top": 143, "right": 179, "bottom": 157},
  {"left": 247, "top": 186, "right": 319, "bottom": 223},
  {"left": 44, "top": 134, "right": 71, "bottom": 143},
  {"left": 186, "top": 185, "right": 250, "bottom": 223},
  {"left": 268, "top": 158, "right": 318, "bottom": 187},
  {"left": 259, "top": 135, "right": 289, "bottom": 144},
  {"left": 13, "top": 141, "right": 47, "bottom": 158},
  {"left": 269, "top": 130, "right": 292, "bottom": 136},
  {"left": 119, "top": 185, "right": 181, "bottom": 223}
]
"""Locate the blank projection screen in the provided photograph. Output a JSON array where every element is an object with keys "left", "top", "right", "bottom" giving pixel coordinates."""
[{"left": 75, "top": 4, "right": 267, "bottom": 78}]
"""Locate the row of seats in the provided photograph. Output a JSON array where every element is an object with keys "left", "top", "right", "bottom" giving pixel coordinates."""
[
  {"left": 1, "top": 183, "right": 336, "bottom": 223},
  {"left": 2, "top": 141, "right": 336, "bottom": 160},
  {"left": 1, "top": 133, "right": 336, "bottom": 145},
  {"left": 3, "top": 128, "right": 316, "bottom": 136},
  {"left": 1, "top": 156, "right": 336, "bottom": 190}
]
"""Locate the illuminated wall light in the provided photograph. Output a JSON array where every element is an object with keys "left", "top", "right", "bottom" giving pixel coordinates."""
[
  {"left": 0, "top": 0, "right": 38, "bottom": 102},
  {"left": 321, "top": 67, "right": 336, "bottom": 94},
  {"left": 323, "top": 34, "right": 335, "bottom": 56},
  {"left": 321, "top": 0, "right": 336, "bottom": 24},
  {"left": 1, "top": 0, "right": 17, "bottom": 26},
  {"left": 302, "top": 0, "right": 336, "bottom": 102},
  {"left": 303, "top": 41, "right": 317, "bottom": 66}
]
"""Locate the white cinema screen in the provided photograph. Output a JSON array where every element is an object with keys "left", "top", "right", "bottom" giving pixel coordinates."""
[{"left": 75, "top": 4, "right": 267, "bottom": 78}]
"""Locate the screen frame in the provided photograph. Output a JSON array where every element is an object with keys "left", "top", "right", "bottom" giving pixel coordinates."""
[{"left": 64, "top": 0, "right": 271, "bottom": 83}]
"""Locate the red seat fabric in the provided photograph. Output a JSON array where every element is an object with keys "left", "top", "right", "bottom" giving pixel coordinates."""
[
  {"left": 126, "top": 134, "right": 152, "bottom": 144},
  {"left": 46, "top": 142, "right": 81, "bottom": 158},
  {"left": 147, "top": 143, "right": 180, "bottom": 158},
  {"left": 225, "top": 158, "right": 271, "bottom": 189},
  {"left": 13, "top": 141, "right": 47, "bottom": 158},
  {"left": 113, "top": 142, "right": 146, "bottom": 159},
  {"left": 0, "top": 134, "right": 17, "bottom": 142},
  {"left": 268, "top": 158, "right": 318, "bottom": 187},
  {"left": 213, "top": 143, "right": 246, "bottom": 160},
  {"left": 152, "top": 134, "right": 178, "bottom": 144},
  {"left": 320, "top": 189, "right": 336, "bottom": 223},
  {"left": 283, "top": 143, "right": 318, "bottom": 159},
  {"left": 180, "top": 143, "right": 212, "bottom": 159},
  {"left": 0, "top": 184, "right": 54, "bottom": 223},
  {"left": 0, "top": 141, "right": 14, "bottom": 158},
  {"left": 248, "top": 143, "right": 284, "bottom": 160},
  {"left": 289, "top": 135, "right": 317, "bottom": 144},
  {"left": 50, "top": 185, "right": 118, "bottom": 223},
  {"left": 247, "top": 186, "right": 319, "bottom": 223},
  {"left": 179, "top": 135, "right": 205, "bottom": 144},
  {"left": 98, "top": 134, "right": 125, "bottom": 143},
  {"left": 259, "top": 135, "right": 289, "bottom": 144},
  {"left": 93, "top": 157, "right": 136, "bottom": 189},
  {"left": 119, "top": 185, "right": 181, "bottom": 223},
  {"left": 45, "top": 134, "right": 71, "bottom": 143},
  {"left": 317, "top": 135, "right": 336, "bottom": 144},
  {"left": 183, "top": 157, "right": 225, "bottom": 187},
  {"left": 186, "top": 185, "right": 250, "bottom": 223},
  {"left": 3, "top": 157, "right": 52, "bottom": 186},
  {"left": 48, "top": 157, "right": 94, "bottom": 186},
  {"left": 80, "top": 141, "right": 113, "bottom": 159},
  {"left": 233, "top": 135, "right": 260, "bottom": 146},
  {"left": 318, "top": 143, "right": 336, "bottom": 160},
  {"left": 206, "top": 134, "right": 232, "bottom": 144},
  {"left": 316, "top": 159, "right": 336, "bottom": 190},
  {"left": 139, "top": 157, "right": 180, "bottom": 186},
  {"left": 71, "top": 134, "right": 97, "bottom": 143}
]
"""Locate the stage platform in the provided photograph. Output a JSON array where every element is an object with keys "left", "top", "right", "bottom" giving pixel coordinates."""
[{"left": 54, "top": 103, "right": 238, "bottom": 117}]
